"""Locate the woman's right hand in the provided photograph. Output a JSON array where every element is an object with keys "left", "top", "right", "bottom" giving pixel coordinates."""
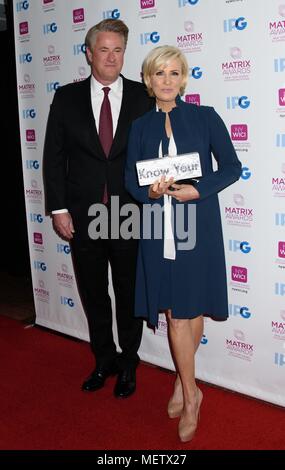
[{"left": 148, "top": 176, "right": 174, "bottom": 199}]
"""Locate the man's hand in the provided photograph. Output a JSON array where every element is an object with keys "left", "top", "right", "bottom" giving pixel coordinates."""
[
  {"left": 165, "top": 183, "right": 200, "bottom": 202},
  {"left": 52, "top": 212, "right": 75, "bottom": 240}
]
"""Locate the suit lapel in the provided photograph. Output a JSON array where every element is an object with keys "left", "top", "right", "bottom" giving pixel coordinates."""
[{"left": 109, "top": 76, "right": 131, "bottom": 159}]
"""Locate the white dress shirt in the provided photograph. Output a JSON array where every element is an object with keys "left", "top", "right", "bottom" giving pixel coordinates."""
[{"left": 52, "top": 75, "right": 123, "bottom": 214}]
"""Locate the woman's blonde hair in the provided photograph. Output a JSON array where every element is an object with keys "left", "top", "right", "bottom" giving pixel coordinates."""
[{"left": 142, "top": 45, "right": 189, "bottom": 97}]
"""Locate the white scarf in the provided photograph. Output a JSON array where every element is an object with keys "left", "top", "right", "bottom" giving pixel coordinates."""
[{"left": 158, "top": 133, "right": 177, "bottom": 260}]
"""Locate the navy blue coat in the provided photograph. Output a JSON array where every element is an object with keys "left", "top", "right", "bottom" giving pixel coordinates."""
[{"left": 125, "top": 98, "right": 242, "bottom": 327}]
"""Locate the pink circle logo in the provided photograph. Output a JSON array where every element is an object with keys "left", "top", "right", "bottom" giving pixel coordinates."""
[
  {"left": 230, "top": 47, "right": 242, "bottom": 60},
  {"left": 48, "top": 44, "right": 55, "bottom": 54},
  {"left": 279, "top": 4, "right": 285, "bottom": 17},
  {"left": 184, "top": 21, "right": 194, "bottom": 33},
  {"left": 234, "top": 194, "right": 245, "bottom": 206}
]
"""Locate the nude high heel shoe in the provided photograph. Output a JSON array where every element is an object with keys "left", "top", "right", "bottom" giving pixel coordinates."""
[
  {"left": 167, "top": 396, "right": 184, "bottom": 419},
  {"left": 178, "top": 387, "right": 203, "bottom": 442}
]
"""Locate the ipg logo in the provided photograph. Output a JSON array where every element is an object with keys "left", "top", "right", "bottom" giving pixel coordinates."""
[
  {"left": 229, "top": 304, "right": 251, "bottom": 319},
  {"left": 57, "top": 243, "right": 71, "bottom": 254},
  {"left": 22, "top": 108, "right": 36, "bottom": 119},
  {"left": 43, "top": 22, "right": 58, "bottom": 35},
  {"left": 223, "top": 17, "right": 247, "bottom": 33},
  {"left": 241, "top": 167, "right": 251, "bottom": 180},
  {"left": 190, "top": 66, "right": 202, "bottom": 79},
  {"left": 73, "top": 43, "right": 86, "bottom": 55},
  {"left": 274, "top": 353, "right": 285, "bottom": 366},
  {"left": 274, "top": 58, "right": 285, "bottom": 72},
  {"left": 276, "top": 134, "right": 285, "bottom": 147},
  {"left": 275, "top": 213, "right": 285, "bottom": 226},
  {"left": 140, "top": 32, "right": 160, "bottom": 45},
  {"left": 200, "top": 334, "right": 208, "bottom": 345},
  {"left": 26, "top": 160, "right": 39, "bottom": 170},
  {"left": 226, "top": 96, "right": 250, "bottom": 109},
  {"left": 229, "top": 240, "right": 251, "bottom": 254},
  {"left": 34, "top": 261, "right": 47, "bottom": 271},
  {"left": 103, "top": 9, "right": 120, "bottom": 19},
  {"left": 178, "top": 0, "right": 199, "bottom": 7},
  {"left": 16, "top": 1, "right": 29, "bottom": 12},
  {"left": 30, "top": 213, "right": 43, "bottom": 223},
  {"left": 60, "top": 296, "right": 74, "bottom": 307},
  {"left": 275, "top": 283, "right": 285, "bottom": 296},
  {"left": 46, "top": 81, "right": 60, "bottom": 93},
  {"left": 19, "top": 53, "right": 32, "bottom": 64}
]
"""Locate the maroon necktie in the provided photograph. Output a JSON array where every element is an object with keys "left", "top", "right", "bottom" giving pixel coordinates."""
[
  {"left": 98, "top": 87, "right": 113, "bottom": 203},
  {"left": 99, "top": 87, "right": 113, "bottom": 157}
]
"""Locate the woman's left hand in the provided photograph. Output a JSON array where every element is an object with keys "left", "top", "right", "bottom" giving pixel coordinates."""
[{"left": 166, "top": 183, "right": 200, "bottom": 202}]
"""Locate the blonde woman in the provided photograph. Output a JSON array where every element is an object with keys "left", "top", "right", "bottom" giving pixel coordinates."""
[{"left": 125, "top": 46, "right": 241, "bottom": 442}]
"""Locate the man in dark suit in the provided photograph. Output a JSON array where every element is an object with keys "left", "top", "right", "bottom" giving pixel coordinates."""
[{"left": 43, "top": 19, "right": 153, "bottom": 398}]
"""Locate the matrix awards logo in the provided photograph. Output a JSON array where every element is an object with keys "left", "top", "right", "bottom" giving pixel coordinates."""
[
  {"left": 272, "top": 310, "right": 285, "bottom": 341},
  {"left": 226, "top": 330, "right": 254, "bottom": 362},
  {"left": 139, "top": 0, "right": 157, "bottom": 19},
  {"left": 222, "top": 47, "right": 251, "bottom": 82},
  {"left": 272, "top": 165, "right": 285, "bottom": 197},
  {"left": 72, "top": 8, "right": 86, "bottom": 31},
  {"left": 25, "top": 179, "right": 42, "bottom": 204},
  {"left": 155, "top": 313, "right": 168, "bottom": 337},
  {"left": 269, "top": 4, "right": 285, "bottom": 43},
  {"left": 18, "top": 73, "right": 35, "bottom": 99},
  {"left": 57, "top": 263, "right": 73, "bottom": 287},
  {"left": 34, "top": 279, "right": 49, "bottom": 303},
  {"left": 43, "top": 45, "right": 61, "bottom": 71},
  {"left": 25, "top": 129, "right": 37, "bottom": 149},
  {"left": 176, "top": 21, "right": 203, "bottom": 54},
  {"left": 224, "top": 194, "right": 254, "bottom": 228},
  {"left": 231, "top": 123, "right": 250, "bottom": 153},
  {"left": 276, "top": 241, "right": 285, "bottom": 268},
  {"left": 73, "top": 66, "right": 87, "bottom": 83},
  {"left": 185, "top": 94, "right": 200, "bottom": 106}
]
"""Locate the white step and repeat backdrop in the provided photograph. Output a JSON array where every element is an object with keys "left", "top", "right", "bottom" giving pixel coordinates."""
[{"left": 13, "top": 0, "right": 285, "bottom": 406}]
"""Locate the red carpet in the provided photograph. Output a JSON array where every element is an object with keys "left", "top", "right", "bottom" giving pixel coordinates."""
[{"left": 0, "top": 315, "right": 284, "bottom": 450}]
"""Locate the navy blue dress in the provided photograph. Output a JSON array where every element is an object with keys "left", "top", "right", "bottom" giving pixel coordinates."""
[{"left": 125, "top": 98, "right": 242, "bottom": 327}]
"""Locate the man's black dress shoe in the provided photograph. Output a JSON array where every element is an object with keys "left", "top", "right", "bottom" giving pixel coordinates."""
[
  {"left": 114, "top": 368, "right": 136, "bottom": 398},
  {"left": 82, "top": 365, "right": 117, "bottom": 392}
]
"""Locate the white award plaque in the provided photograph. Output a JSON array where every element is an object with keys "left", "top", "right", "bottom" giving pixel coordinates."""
[{"left": 136, "top": 152, "right": 202, "bottom": 186}]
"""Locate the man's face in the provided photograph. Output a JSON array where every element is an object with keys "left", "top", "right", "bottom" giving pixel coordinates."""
[{"left": 87, "top": 32, "right": 125, "bottom": 85}]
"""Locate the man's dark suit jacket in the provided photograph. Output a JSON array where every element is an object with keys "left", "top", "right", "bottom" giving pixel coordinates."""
[{"left": 43, "top": 75, "right": 153, "bottom": 239}]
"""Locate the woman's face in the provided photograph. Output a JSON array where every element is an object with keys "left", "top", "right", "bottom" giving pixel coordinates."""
[{"left": 149, "top": 58, "right": 183, "bottom": 110}]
